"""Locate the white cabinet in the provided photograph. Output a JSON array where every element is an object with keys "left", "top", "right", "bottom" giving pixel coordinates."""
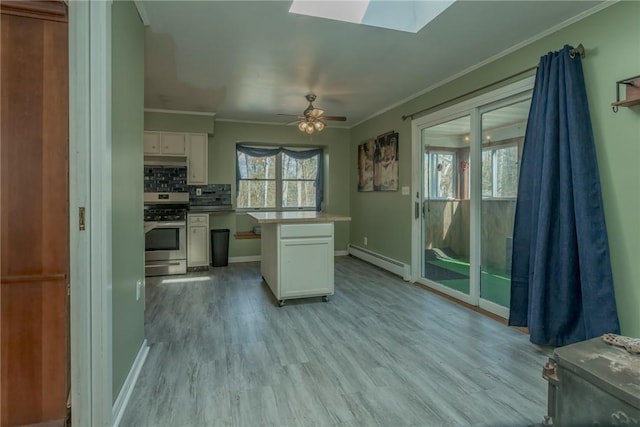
[
  {"left": 143, "top": 131, "right": 186, "bottom": 156},
  {"left": 160, "top": 132, "right": 186, "bottom": 155},
  {"left": 144, "top": 131, "right": 208, "bottom": 183},
  {"left": 260, "top": 222, "right": 334, "bottom": 305},
  {"left": 144, "top": 132, "right": 161, "bottom": 154},
  {"left": 187, "top": 214, "right": 209, "bottom": 267},
  {"left": 187, "top": 133, "right": 208, "bottom": 185}
]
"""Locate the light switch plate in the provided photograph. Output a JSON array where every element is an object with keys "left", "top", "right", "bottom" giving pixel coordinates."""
[
  {"left": 401, "top": 186, "right": 410, "bottom": 195},
  {"left": 196, "top": 188, "right": 202, "bottom": 196}
]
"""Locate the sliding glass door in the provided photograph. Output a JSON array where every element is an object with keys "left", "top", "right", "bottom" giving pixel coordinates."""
[
  {"left": 479, "top": 99, "right": 530, "bottom": 311},
  {"left": 412, "top": 79, "right": 533, "bottom": 317},
  {"left": 421, "top": 115, "right": 472, "bottom": 303}
]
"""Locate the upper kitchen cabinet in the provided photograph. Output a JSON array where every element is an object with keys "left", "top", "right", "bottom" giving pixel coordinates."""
[
  {"left": 143, "top": 131, "right": 161, "bottom": 154},
  {"left": 161, "top": 132, "right": 186, "bottom": 155},
  {"left": 187, "top": 133, "right": 208, "bottom": 185},
  {"left": 144, "top": 131, "right": 186, "bottom": 156}
]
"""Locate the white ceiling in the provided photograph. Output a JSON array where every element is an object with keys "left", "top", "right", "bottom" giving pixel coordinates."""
[{"left": 142, "top": 1, "right": 604, "bottom": 128}]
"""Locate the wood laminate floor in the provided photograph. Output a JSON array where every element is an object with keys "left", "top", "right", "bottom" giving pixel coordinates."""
[{"left": 120, "top": 256, "right": 550, "bottom": 427}]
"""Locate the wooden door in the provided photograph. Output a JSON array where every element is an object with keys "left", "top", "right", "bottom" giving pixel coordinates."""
[{"left": 1, "top": 1, "right": 69, "bottom": 426}]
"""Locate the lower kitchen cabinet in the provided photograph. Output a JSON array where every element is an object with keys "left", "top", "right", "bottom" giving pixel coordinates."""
[{"left": 187, "top": 214, "right": 210, "bottom": 267}]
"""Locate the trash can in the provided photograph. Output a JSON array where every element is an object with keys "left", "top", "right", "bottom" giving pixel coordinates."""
[{"left": 210, "top": 229, "right": 230, "bottom": 267}]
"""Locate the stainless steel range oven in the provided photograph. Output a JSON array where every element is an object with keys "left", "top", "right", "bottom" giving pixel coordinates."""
[{"left": 144, "top": 204, "right": 187, "bottom": 277}]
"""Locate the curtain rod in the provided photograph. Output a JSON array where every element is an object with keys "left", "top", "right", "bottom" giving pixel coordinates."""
[{"left": 401, "top": 43, "right": 586, "bottom": 122}]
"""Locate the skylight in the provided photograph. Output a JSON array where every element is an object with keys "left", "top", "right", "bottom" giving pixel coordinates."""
[{"left": 289, "top": 0, "right": 456, "bottom": 34}]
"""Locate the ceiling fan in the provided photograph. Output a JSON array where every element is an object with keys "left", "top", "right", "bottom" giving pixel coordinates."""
[{"left": 280, "top": 94, "right": 346, "bottom": 134}]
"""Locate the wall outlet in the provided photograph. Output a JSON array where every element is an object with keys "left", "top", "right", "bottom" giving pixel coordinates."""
[
  {"left": 364, "top": 237, "right": 368, "bottom": 246},
  {"left": 196, "top": 188, "right": 202, "bottom": 196},
  {"left": 136, "top": 279, "right": 142, "bottom": 301}
]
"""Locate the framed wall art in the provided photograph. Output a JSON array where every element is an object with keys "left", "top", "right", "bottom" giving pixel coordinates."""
[
  {"left": 357, "top": 140, "right": 375, "bottom": 192},
  {"left": 374, "top": 131, "right": 399, "bottom": 191},
  {"left": 358, "top": 132, "right": 399, "bottom": 192}
]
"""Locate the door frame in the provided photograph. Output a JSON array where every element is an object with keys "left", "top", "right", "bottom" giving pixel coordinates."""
[
  {"left": 69, "top": 1, "right": 113, "bottom": 426},
  {"left": 410, "top": 77, "right": 534, "bottom": 317}
]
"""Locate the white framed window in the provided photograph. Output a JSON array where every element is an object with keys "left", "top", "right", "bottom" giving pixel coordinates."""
[
  {"left": 425, "top": 151, "right": 456, "bottom": 199},
  {"left": 481, "top": 143, "right": 519, "bottom": 198},
  {"left": 281, "top": 153, "right": 318, "bottom": 209},
  {"left": 236, "top": 145, "right": 322, "bottom": 211}
]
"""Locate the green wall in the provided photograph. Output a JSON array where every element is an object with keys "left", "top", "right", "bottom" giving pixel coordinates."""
[
  {"left": 350, "top": 2, "right": 640, "bottom": 337},
  {"left": 144, "top": 116, "right": 352, "bottom": 257},
  {"left": 144, "top": 111, "right": 214, "bottom": 134},
  {"left": 111, "top": 0, "right": 145, "bottom": 401}
]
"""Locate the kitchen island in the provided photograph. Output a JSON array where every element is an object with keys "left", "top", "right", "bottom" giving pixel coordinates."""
[{"left": 247, "top": 212, "right": 351, "bottom": 306}]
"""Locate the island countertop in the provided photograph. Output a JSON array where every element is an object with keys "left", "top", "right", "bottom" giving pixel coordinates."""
[{"left": 247, "top": 211, "right": 351, "bottom": 224}]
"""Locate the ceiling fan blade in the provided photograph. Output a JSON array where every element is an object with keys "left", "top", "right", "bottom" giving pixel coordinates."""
[
  {"left": 321, "top": 115, "right": 347, "bottom": 121},
  {"left": 277, "top": 113, "right": 300, "bottom": 117}
]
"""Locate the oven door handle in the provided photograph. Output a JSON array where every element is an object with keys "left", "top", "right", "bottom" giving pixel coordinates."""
[{"left": 146, "top": 261, "right": 185, "bottom": 267}]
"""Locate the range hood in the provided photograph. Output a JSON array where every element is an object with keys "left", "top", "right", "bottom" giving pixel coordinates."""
[
  {"left": 144, "top": 156, "right": 187, "bottom": 167},
  {"left": 144, "top": 192, "right": 189, "bottom": 204}
]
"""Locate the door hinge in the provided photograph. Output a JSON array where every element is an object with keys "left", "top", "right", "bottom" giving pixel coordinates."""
[{"left": 79, "top": 207, "right": 86, "bottom": 231}]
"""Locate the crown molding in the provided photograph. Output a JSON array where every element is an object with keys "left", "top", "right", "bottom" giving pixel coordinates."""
[
  {"left": 352, "top": 0, "right": 617, "bottom": 128},
  {"left": 144, "top": 108, "right": 216, "bottom": 117}
]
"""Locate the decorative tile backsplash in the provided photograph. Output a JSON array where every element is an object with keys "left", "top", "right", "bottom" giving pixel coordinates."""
[
  {"left": 144, "top": 166, "right": 188, "bottom": 192},
  {"left": 189, "top": 184, "right": 232, "bottom": 206}
]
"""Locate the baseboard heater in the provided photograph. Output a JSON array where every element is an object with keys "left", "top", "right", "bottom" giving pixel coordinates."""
[{"left": 348, "top": 244, "right": 411, "bottom": 281}]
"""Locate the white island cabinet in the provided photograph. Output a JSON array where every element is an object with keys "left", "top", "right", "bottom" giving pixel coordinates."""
[{"left": 248, "top": 212, "right": 351, "bottom": 306}]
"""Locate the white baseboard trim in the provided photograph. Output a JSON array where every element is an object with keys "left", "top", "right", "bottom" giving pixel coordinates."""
[
  {"left": 334, "top": 250, "right": 348, "bottom": 257},
  {"left": 348, "top": 244, "right": 411, "bottom": 281},
  {"left": 112, "top": 339, "right": 149, "bottom": 427},
  {"left": 229, "top": 255, "right": 261, "bottom": 263}
]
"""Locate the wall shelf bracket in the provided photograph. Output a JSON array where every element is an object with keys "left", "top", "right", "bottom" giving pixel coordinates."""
[{"left": 611, "top": 75, "right": 640, "bottom": 112}]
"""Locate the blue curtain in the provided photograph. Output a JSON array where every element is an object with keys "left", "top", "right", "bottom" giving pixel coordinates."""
[
  {"left": 236, "top": 144, "right": 324, "bottom": 211},
  {"left": 509, "top": 45, "right": 620, "bottom": 346}
]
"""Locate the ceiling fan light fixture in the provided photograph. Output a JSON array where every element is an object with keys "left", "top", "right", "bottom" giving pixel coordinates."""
[
  {"left": 292, "top": 94, "right": 345, "bottom": 134},
  {"left": 298, "top": 117, "right": 325, "bottom": 134}
]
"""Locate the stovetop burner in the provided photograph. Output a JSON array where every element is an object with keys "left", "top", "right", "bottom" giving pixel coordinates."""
[{"left": 144, "top": 205, "right": 187, "bottom": 222}]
